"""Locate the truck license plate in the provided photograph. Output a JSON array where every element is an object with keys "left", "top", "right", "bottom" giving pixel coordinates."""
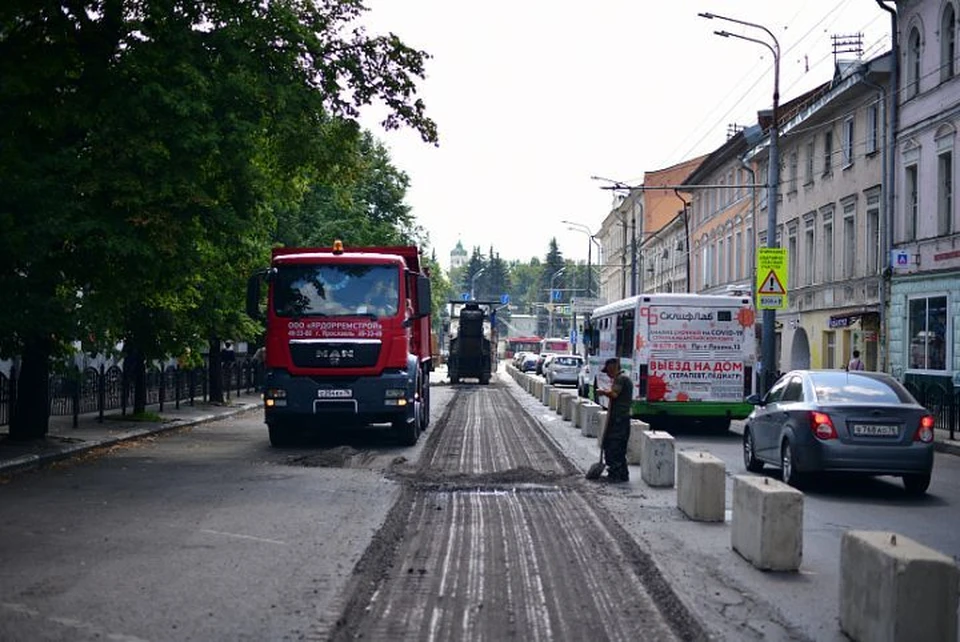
[{"left": 317, "top": 389, "right": 352, "bottom": 399}]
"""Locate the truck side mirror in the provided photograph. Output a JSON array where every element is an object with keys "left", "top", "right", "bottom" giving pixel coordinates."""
[{"left": 417, "top": 275, "right": 432, "bottom": 318}]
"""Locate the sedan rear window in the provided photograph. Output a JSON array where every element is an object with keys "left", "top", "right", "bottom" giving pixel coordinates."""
[
  {"left": 554, "top": 356, "right": 582, "bottom": 366},
  {"left": 810, "top": 373, "right": 917, "bottom": 404}
]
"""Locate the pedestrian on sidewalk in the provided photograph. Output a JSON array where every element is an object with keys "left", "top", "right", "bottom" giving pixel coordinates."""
[
  {"left": 596, "top": 357, "right": 633, "bottom": 483},
  {"left": 846, "top": 349, "right": 865, "bottom": 371}
]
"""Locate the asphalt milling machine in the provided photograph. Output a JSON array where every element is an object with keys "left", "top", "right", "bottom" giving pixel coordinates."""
[{"left": 446, "top": 300, "right": 499, "bottom": 385}]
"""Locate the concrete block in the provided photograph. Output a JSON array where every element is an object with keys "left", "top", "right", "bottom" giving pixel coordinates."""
[
  {"left": 571, "top": 398, "right": 585, "bottom": 427},
  {"left": 548, "top": 387, "right": 561, "bottom": 411},
  {"left": 593, "top": 411, "right": 609, "bottom": 446},
  {"left": 577, "top": 401, "right": 598, "bottom": 430},
  {"left": 541, "top": 384, "right": 552, "bottom": 406},
  {"left": 560, "top": 393, "right": 575, "bottom": 421},
  {"left": 535, "top": 379, "right": 543, "bottom": 400},
  {"left": 640, "top": 430, "right": 675, "bottom": 487},
  {"left": 731, "top": 475, "right": 803, "bottom": 571},
  {"left": 627, "top": 419, "right": 649, "bottom": 464},
  {"left": 840, "top": 530, "right": 959, "bottom": 642},
  {"left": 676, "top": 451, "right": 726, "bottom": 522},
  {"left": 581, "top": 403, "right": 602, "bottom": 437}
]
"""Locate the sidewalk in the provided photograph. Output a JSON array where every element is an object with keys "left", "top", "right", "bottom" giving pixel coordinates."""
[{"left": 0, "top": 393, "right": 264, "bottom": 476}]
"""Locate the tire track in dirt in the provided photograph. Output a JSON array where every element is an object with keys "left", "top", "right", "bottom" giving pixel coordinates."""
[{"left": 328, "top": 380, "right": 706, "bottom": 641}]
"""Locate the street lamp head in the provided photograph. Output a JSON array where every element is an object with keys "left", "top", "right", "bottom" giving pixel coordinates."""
[
  {"left": 715, "top": 30, "right": 732, "bottom": 38},
  {"left": 698, "top": 12, "right": 715, "bottom": 19}
]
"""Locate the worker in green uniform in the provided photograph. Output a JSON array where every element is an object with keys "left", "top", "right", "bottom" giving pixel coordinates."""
[{"left": 597, "top": 357, "right": 633, "bottom": 483}]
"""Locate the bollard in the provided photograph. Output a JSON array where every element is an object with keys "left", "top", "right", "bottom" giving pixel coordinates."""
[{"left": 626, "top": 419, "right": 649, "bottom": 464}]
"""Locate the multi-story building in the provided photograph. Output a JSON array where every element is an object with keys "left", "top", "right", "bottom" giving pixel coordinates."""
[
  {"left": 889, "top": 0, "right": 960, "bottom": 399},
  {"left": 682, "top": 125, "right": 763, "bottom": 297},
  {"left": 639, "top": 212, "right": 689, "bottom": 294},
  {"left": 595, "top": 157, "right": 704, "bottom": 303},
  {"left": 744, "top": 59, "right": 889, "bottom": 374}
]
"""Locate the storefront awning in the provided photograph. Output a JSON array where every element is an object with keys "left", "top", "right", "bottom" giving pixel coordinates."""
[{"left": 828, "top": 305, "right": 880, "bottom": 329}]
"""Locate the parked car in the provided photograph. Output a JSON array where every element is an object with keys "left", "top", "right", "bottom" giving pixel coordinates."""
[
  {"left": 535, "top": 352, "right": 554, "bottom": 376},
  {"left": 742, "top": 370, "right": 936, "bottom": 495},
  {"left": 544, "top": 354, "right": 584, "bottom": 386},
  {"left": 518, "top": 352, "right": 539, "bottom": 373}
]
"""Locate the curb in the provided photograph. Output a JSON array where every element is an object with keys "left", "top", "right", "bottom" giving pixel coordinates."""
[
  {"left": 934, "top": 440, "right": 960, "bottom": 457},
  {"left": 0, "top": 401, "right": 263, "bottom": 476}
]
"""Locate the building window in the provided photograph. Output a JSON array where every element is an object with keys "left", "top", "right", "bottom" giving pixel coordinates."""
[
  {"left": 843, "top": 206, "right": 856, "bottom": 279},
  {"left": 788, "top": 151, "right": 798, "bottom": 192},
  {"left": 788, "top": 229, "right": 798, "bottom": 288},
  {"left": 866, "top": 102, "right": 879, "bottom": 154},
  {"left": 804, "top": 223, "right": 815, "bottom": 286},
  {"left": 718, "top": 238, "right": 726, "bottom": 284},
  {"left": 908, "top": 295, "right": 948, "bottom": 370},
  {"left": 907, "top": 27, "right": 921, "bottom": 98},
  {"left": 866, "top": 197, "right": 880, "bottom": 274},
  {"left": 805, "top": 141, "right": 815, "bottom": 184},
  {"left": 939, "top": 151, "right": 953, "bottom": 235},
  {"left": 942, "top": 4, "right": 956, "bottom": 82},
  {"left": 823, "top": 220, "right": 834, "bottom": 282},
  {"left": 823, "top": 130, "right": 834, "bottom": 174},
  {"left": 824, "top": 331, "right": 836, "bottom": 369},
  {"left": 735, "top": 231, "right": 743, "bottom": 280},
  {"left": 842, "top": 116, "right": 855, "bottom": 166},
  {"left": 727, "top": 233, "right": 734, "bottom": 283},
  {"left": 905, "top": 164, "right": 919, "bottom": 240}
]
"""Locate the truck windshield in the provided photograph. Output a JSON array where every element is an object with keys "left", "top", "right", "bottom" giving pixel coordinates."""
[{"left": 273, "top": 264, "right": 400, "bottom": 318}]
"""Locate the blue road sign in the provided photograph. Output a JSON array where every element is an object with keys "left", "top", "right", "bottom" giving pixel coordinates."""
[
  {"left": 570, "top": 329, "right": 578, "bottom": 344},
  {"left": 461, "top": 293, "right": 470, "bottom": 301},
  {"left": 552, "top": 289, "right": 561, "bottom": 302},
  {"left": 500, "top": 293, "right": 510, "bottom": 305}
]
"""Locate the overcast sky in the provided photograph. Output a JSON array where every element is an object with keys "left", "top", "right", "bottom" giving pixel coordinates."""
[{"left": 359, "top": 1, "right": 892, "bottom": 268}]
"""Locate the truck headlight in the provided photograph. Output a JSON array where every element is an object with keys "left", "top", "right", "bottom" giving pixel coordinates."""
[{"left": 264, "top": 388, "right": 287, "bottom": 407}]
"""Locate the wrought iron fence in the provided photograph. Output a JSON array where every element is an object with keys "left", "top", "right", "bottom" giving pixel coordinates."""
[
  {"left": 1, "top": 359, "right": 263, "bottom": 428},
  {"left": 903, "top": 380, "right": 958, "bottom": 441}
]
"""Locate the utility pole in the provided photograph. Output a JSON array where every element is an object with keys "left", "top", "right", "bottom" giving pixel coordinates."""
[{"left": 700, "top": 11, "right": 781, "bottom": 394}]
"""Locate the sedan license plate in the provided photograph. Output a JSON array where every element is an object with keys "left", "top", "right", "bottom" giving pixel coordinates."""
[
  {"left": 852, "top": 423, "right": 899, "bottom": 437},
  {"left": 317, "top": 389, "right": 352, "bottom": 399}
]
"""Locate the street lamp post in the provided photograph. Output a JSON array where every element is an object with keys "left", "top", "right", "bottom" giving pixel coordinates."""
[
  {"left": 699, "top": 11, "right": 780, "bottom": 394},
  {"left": 470, "top": 267, "right": 486, "bottom": 300},
  {"left": 562, "top": 220, "right": 601, "bottom": 298},
  {"left": 549, "top": 267, "right": 565, "bottom": 337}
]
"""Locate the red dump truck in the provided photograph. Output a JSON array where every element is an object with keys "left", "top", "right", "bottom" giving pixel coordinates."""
[{"left": 246, "top": 241, "right": 433, "bottom": 447}]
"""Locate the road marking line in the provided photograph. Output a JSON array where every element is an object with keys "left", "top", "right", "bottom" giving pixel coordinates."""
[{"left": 199, "top": 529, "right": 287, "bottom": 545}]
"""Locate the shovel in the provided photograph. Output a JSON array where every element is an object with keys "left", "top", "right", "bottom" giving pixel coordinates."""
[{"left": 585, "top": 407, "right": 610, "bottom": 480}]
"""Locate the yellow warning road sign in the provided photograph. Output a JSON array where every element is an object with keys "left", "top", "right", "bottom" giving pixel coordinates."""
[{"left": 756, "top": 247, "right": 788, "bottom": 310}]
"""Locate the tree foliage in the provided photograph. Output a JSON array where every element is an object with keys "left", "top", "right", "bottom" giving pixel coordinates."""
[{"left": 0, "top": 0, "right": 436, "bottom": 436}]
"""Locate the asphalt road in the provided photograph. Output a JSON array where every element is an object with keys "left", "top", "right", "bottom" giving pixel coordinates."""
[{"left": 2, "top": 369, "right": 957, "bottom": 641}]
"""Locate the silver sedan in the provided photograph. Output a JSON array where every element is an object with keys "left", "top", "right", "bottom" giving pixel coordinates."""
[{"left": 742, "top": 370, "right": 936, "bottom": 495}]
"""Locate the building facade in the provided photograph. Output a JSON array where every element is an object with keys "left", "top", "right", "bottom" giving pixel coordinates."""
[
  {"left": 890, "top": 0, "right": 960, "bottom": 398},
  {"left": 449, "top": 239, "right": 467, "bottom": 272}
]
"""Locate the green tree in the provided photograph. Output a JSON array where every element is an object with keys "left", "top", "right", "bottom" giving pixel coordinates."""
[
  {"left": 0, "top": 0, "right": 437, "bottom": 437},
  {"left": 461, "top": 247, "right": 487, "bottom": 300},
  {"left": 537, "top": 239, "right": 566, "bottom": 336}
]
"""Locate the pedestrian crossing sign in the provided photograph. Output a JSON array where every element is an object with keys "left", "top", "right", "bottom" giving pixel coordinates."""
[{"left": 755, "top": 247, "right": 788, "bottom": 310}]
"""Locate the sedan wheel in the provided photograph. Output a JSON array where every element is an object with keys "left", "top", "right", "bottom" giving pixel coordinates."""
[
  {"left": 781, "top": 440, "right": 804, "bottom": 488},
  {"left": 743, "top": 429, "right": 764, "bottom": 473},
  {"left": 902, "top": 473, "right": 931, "bottom": 496}
]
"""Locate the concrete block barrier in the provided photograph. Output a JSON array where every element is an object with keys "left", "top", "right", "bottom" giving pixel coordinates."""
[
  {"left": 577, "top": 401, "right": 598, "bottom": 430},
  {"left": 534, "top": 379, "right": 543, "bottom": 401},
  {"left": 627, "top": 419, "right": 649, "bottom": 464},
  {"left": 594, "top": 411, "right": 609, "bottom": 446},
  {"left": 548, "top": 387, "right": 561, "bottom": 412},
  {"left": 541, "top": 384, "right": 552, "bottom": 406},
  {"left": 676, "top": 451, "right": 726, "bottom": 522},
  {"left": 581, "top": 404, "right": 602, "bottom": 437},
  {"left": 839, "top": 530, "right": 959, "bottom": 642},
  {"left": 560, "top": 392, "right": 575, "bottom": 421},
  {"left": 640, "top": 430, "right": 675, "bottom": 487},
  {"left": 571, "top": 398, "right": 585, "bottom": 427},
  {"left": 731, "top": 475, "right": 803, "bottom": 571}
]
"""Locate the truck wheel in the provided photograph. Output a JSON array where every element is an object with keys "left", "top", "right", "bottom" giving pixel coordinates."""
[
  {"left": 268, "top": 423, "right": 297, "bottom": 448},
  {"left": 394, "top": 417, "right": 419, "bottom": 446},
  {"left": 480, "top": 374, "right": 490, "bottom": 385}
]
